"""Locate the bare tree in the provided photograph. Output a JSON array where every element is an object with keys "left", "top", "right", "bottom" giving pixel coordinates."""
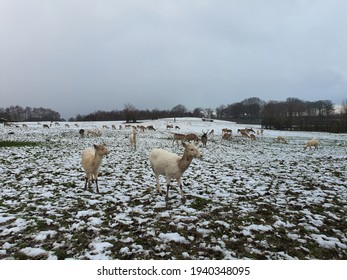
[
  {"left": 123, "top": 103, "right": 138, "bottom": 123},
  {"left": 171, "top": 104, "right": 187, "bottom": 116},
  {"left": 171, "top": 104, "right": 188, "bottom": 121},
  {"left": 192, "top": 107, "right": 204, "bottom": 118}
]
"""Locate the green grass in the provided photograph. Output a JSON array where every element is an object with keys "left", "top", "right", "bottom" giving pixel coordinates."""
[
  {"left": 0, "top": 141, "right": 39, "bottom": 148},
  {"left": 190, "top": 197, "right": 210, "bottom": 210}
]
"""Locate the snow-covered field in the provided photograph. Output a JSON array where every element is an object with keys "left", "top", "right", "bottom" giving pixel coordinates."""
[{"left": 0, "top": 118, "right": 346, "bottom": 260}]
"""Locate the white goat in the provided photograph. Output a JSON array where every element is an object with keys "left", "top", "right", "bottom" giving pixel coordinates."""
[
  {"left": 129, "top": 127, "right": 138, "bottom": 150},
  {"left": 81, "top": 144, "right": 109, "bottom": 193},
  {"left": 149, "top": 142, "right": 202, "bottom": 201},
  {"left": 86, "top": 129, "right": 102, "bottom": 137},
  {"left": 276, "top": 136, "right": 288, "bottom": 144},
  {"left": 304, "top": 139, "right": 319, "bottom": 150}
]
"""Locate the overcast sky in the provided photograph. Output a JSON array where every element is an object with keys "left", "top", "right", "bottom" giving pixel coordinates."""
[{"left": 1, "top": 0, "right": 347, "bottom": 119}]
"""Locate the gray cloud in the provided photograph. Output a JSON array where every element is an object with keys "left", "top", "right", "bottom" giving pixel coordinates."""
[{"left": 1, "top": 0, "right": 347, "bottom": 119}]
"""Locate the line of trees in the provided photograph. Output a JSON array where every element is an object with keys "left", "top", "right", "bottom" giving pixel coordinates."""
[
  {"left": 261, "top": 98, "right": 340, "bottom": 132},
  {"left": 2, "top": 97, "right": 347, "bottom": 133},
  {"left": 72, "top": 104, "right": 206, "bottom": 123},
  {"left": 0, "top": 106, "right": 61, "bottom": 122},
  {"left": 217, "top": 97, "right": 347, "bottom": 133}
]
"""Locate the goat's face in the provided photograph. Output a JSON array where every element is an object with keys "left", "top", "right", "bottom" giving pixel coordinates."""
[
  {"left": 183, "top": 142, "right": 202, "bottom": 159},
  {"left": 94, "top": 144, "right": 109, "bottom": 156}
]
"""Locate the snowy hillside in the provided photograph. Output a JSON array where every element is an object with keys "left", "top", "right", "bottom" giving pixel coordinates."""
[{"left": 0, "top": 118, "right": 346, "bottom": 259}]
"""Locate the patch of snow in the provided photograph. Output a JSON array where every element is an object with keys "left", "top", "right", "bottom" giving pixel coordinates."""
[
  {"left": 244, "top": 224, "right": 273, "bottom": 232},
  {"left": 311, "top": 234, "right": 347, "bottom": 249},
  {"left": 20, "top": 247, "right": 47, "bottom": 257},
  {"left": 34, "top": 230, "right": 57, "bottom": 241},
  {"left": 0, "top": 216, "right": 15, "bottom": 224},
  {"left": 76, "top": 210, "right": 98, "bottom": 218},
  {"left": 158, "top": 232, "right": 188, "bottom": 244}
]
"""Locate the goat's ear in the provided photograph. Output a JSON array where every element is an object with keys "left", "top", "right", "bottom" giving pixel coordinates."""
[
  {"left": 93, "top": 144, "right": 99, "bottom": 149},
  {"left": 182, "top": 141, "right": 187, "bottom": 148}
]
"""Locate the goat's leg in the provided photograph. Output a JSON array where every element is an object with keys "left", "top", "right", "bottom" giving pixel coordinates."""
[
  {"left": 87, "top": 174, "right": 94, "bottom": 190},
  {"left": 155, "top": 175, "right": 161, "bottom": 193},
  {"left": 178, "top": 178, "right": 186, "bottom": 202},
  {"left": 166, "top": 184, "right": 170, "bottom": 201},
  {"left": 165, "top": 177, "right": 172, "bottom": 201},
  {"left": 88, "top": 179, "right": 92, "bottom": 189},
  {"left": 84, "top": 176, "right": 88, "bottom": 190},
  {"left": 95, "top": 178, "right": 99, "bottom": 193},
  {"left": 178, "top": 178, "right": 184, "bottom": 195}
]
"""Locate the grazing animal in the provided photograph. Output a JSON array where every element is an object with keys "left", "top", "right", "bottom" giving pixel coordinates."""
[
  {"left": 137, "top": 125, "right": 146, "bottom": 132},
  {"left": 222, "top": 132, "right": 232, "bottom": 140},
  {"left": 81, "top": 144, "right": 109, "bottom": 193},
  {"left": 79, "top": 129, "right": 85, "bottom": 137},
  {"left": 185, "top": 133, "right": 199, "bottom": 143},
  {"left": 43, "top": 124, "right": 50, "bottom": 129},
  {"left": 245, "top": 128, "right": 255, "bottom": 134},
  {"left": 250, "top": 134, "right": 256, "bottom": 141},
  {"left": 129, "top": 127, "right": 138, "bottom": 150},
  {"left": 237, "top": 129, "right": 250, "bottom": 138},
  {"left": 172, "top": 133, "right": 186, "bottom": 146},
  {"left": 86, "top": 129, "right": 102, "bottom": 137},
  {"left": 149, "top": 142, "right": 202, "bottom": 201},
  {"left": 304, "top": 139, "right": 319, "bottom": 150},
  {"left": 277, "top": 136, "right": 288, "bottom": 144}
]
